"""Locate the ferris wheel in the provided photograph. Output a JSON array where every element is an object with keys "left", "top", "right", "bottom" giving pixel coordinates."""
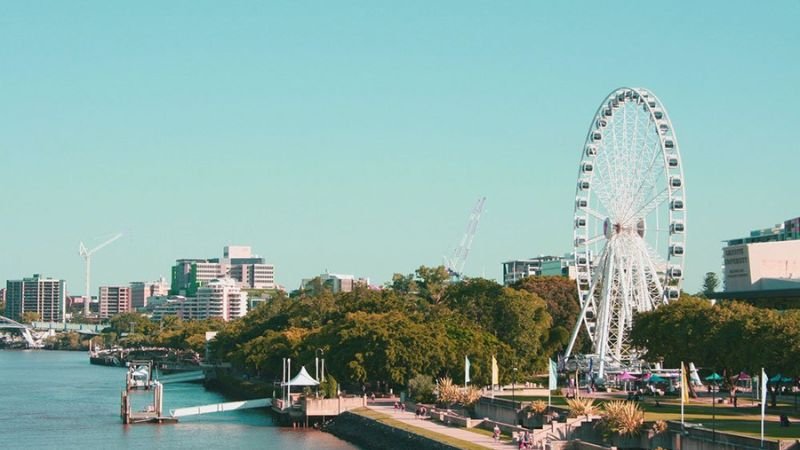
[{"left": 564, "top": 87, "right": 686, "bottom": 378}]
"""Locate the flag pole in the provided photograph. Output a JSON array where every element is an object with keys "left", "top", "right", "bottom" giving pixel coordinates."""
[{"left": 760, "top": 368, "right": 766, "bottom": 447}]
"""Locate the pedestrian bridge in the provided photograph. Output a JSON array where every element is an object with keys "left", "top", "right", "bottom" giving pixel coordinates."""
[{"left": 0, "top": 315, "right": 41, "bottom": 348}]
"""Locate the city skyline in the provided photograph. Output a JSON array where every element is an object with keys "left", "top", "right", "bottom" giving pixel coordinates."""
[{"left": 2, "top": 1, "right": 799, "bottom": 295}]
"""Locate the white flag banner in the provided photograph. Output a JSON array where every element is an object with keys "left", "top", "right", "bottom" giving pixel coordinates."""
[
  {"left": 491, "top": 356, "right": 499, "bottom": 388},
  {"left": 465, "top": 356, "right": 471, "bottom": 385}
]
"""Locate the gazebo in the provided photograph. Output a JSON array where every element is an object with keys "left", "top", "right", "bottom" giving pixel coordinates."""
[{"left": 281, "top": 366, "right": 319, "bottom": 407}]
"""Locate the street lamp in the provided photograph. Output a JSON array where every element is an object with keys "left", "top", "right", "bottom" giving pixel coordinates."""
[
  {"left": 512, "top": 367, "right": 518, "bottom": 405},
  {"left": 711, "top": 380, "right": 716, "bottom": 444}
]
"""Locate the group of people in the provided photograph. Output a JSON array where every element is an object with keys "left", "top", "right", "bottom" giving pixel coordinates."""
[
  {"left": 491, "top": 425, "right": 535, "bottom": 449},
  {"left": 516, "top": 430, "right": 534, "bottom": 449}
]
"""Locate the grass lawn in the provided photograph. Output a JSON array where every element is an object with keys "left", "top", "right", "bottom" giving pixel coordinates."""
[
  {"left": 496, "top": 395, "right": 800, "bottom": 440},
  {"left": 638, "top": 398, "right": 800, "bottom": 439},
  {"left": 350, "top": 408, "right": 490, "bottom": 450}
]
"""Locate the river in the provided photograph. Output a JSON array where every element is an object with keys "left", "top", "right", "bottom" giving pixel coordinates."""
[{"left": 0, "top": 350, "right": 357, "bottom": 449}]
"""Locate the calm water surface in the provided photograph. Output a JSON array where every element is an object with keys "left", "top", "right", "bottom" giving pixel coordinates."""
[{"left": 0, "top": 350, "right": 357, "bottom": 449}]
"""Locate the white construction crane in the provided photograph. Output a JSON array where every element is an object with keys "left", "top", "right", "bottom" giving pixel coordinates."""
[
  {"left": 79, "top": 233, "right": 123, "bottom": 316},
  {"left": 444, "top": 197, "right": 486, "bottom": 280}
]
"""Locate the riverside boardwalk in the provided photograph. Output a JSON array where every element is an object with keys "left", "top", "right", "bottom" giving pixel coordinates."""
[{"left": 364, "top": 400, "right": 511, "bottom": 448}]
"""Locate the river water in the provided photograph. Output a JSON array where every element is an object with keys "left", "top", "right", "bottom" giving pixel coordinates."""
[{"left": 0, "top": 350, "right": 357, "bottom": 449}]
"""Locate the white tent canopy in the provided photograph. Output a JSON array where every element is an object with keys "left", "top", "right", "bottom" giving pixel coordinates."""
[{"left": 282, "top": 366, "right": 319, "bottom": 387}]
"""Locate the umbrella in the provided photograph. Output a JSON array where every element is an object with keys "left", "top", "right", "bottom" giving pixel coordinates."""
[
  {"left": 648, "top": 374, "right": 667, "bottom": 383},
  {"left": 619, "top": 371, "right": 638, "bottom": 381},
  {"left": 736, "top": 371, "right": 751, "bottom": 381},
  {"left": 705, "top": 372, "right": 723, "bottom": 382},
  {"left": 769, "top": 373, "right": 783, "bottom": 383}
]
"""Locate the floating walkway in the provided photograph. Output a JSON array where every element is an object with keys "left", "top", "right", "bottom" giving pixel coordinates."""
[
  {"left": 158, "top": 371, "right": 205, "bottom": 384},
  {"left": 171, "top": 398, "right": 272, "bottom": 418}
]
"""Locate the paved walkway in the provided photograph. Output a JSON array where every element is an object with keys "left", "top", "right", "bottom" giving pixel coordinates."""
[{"left": 365, "top": 402, "right": 511, "bottom": 449}]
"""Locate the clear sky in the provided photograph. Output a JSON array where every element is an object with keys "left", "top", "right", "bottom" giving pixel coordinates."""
[{"left": 1, "top": 1, "right": 798, "bottom": 295}]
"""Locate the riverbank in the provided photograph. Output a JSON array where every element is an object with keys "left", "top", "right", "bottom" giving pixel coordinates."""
[
  {"left": 204, "top": 370, "right": 276, "bottom": 399},
  {"left": 325, "top": 408, "right": 468, "bottom": 450}
]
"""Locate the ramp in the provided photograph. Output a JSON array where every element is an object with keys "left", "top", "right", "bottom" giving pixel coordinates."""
[
  {"left": 158, "top": 371, "right": 205, "bottom": 384},
  {"left": 170, "top": 398, "right": 272, "bottom": 418}
]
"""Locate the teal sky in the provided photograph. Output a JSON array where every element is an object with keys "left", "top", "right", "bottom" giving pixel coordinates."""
[{"left": 2, "top": 1, "right": 798, "bottom": 295}]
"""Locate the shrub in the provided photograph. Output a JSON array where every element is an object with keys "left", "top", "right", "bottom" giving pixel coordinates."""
[
  {"left": 459, "top": 386, "right": 482, "bottom": 406},
  {"left": 407, "top": 374, "right": 436, "bottom": 403},
  {"left": 566, "top": 397, "right": 597, "bottom": 418},
  {"left": 529, "top": 400, "right": 548, "bottom": 415},
  {"left": 437, "top": 377, "right": 460, "bottom": 405},
  {"left": 651, "top": 420, "right": 668, "bottom": 433},
  {"left": 599, "top": 400, "right": 644, "bottom": 437},
  {"left": 320, "top": 374, "right": 338, "bottom": 398}
]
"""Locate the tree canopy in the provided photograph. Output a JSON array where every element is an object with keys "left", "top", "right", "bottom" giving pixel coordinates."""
[
  {"left": 209, "top": 267, "right": 568, "bottom": 390},
  {"left": 630, "top": 295, "right": 800, "bottom": 376}
]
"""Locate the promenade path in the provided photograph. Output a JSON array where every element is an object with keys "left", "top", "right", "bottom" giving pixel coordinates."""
[{"left": 365, "top": 402, "right": 512, "bottom": 449}]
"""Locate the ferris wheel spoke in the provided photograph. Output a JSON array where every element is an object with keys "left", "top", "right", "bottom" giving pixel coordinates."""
[
  {"left": 585, "top": 233, "right": 606, "bottom": 246},
  {"left": 581, "top": 206, "right": 607, "bottom": 221},
  {"left": 621, "top": 188, "right": 669, "bottom": 224}
]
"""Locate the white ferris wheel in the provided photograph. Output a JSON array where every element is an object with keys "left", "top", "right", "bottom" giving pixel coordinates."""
[{"left": 564, "top": 87, "right": 686, "bottom": 378}]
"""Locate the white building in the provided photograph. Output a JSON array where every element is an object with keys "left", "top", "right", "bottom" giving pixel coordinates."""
[
  {"left": 722, "top": 216, "right": 800, "bottom": 293},
  {"left": 149, "top": 296, "right": 187, "bottom": 322},
  {"left": 301, "top": 273, "right": 369, "bottom": 294},
  {"left": 190, "top": 278, "right": 248, "bottom": 321},
  {"left": 723, "top": 240, "right": 800, "bottom": 292}
]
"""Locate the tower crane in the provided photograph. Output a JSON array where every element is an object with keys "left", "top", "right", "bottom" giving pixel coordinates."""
[
  {"left": 79, "top": 233, "right": 123, "bottom": 316},
  {"left": 444, "top": 197, "right": 486, "bottom": 280}
]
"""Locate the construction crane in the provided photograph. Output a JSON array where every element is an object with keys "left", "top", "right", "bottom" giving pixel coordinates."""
[
  {"left": 444, "top": 197, "right": 486, "bottom": 280},
  {"left": 79, "top": 233, "right": 123, "bottom": 316}
]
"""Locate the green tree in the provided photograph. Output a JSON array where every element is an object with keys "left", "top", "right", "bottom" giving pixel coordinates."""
[
  {"left": 630, "top": 295, "right": 716, "bottom": 367},
  {"left": 407, "top": 374, "right": 436, "bottom": 403},
  {"left": 445, "top": 278, "right": 553, "bottom": 375},
  {"left": 415, "top": 265, "right": 450, "bottom": 304},
  {"left": 513, "top": 276, "right": 591, "bottom": 355},
  {"left": 20, "top": 311, "right": 41, "bottom": 323},
  {"left": 701, "top": 272, "right": 720, "bottom": 297},
  {"left": 388, "top": 273, "right": 418, "bottom": 294}
]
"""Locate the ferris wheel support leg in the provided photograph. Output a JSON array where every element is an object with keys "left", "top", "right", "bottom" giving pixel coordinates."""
[
  {"left": 565, "top": 279, "right": 598, "bottom": 360},
  {"left": 596, "top": 251, "right": 616, "bottom": 380}
]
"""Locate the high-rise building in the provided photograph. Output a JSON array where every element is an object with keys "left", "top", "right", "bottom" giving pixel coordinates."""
[
  {"left": 229, "top": 263, "right": 275, "bottom": 290},
  {"left": 130, "top": 278, "right": 169, "bottom": 309},
  {"left": 189, "top": 278, "right": 248, "bottom": 321},
  {"left": 502, "top": 255, "right": 577, "bottom": 286},
  {"left": 170, "top": 259, "right": 226, "bottom": 296},
  {"left": 5, "top": 274, "right": 66, "bottom": 322},
  {"left": 170, "top": 246, "right": 276, "bottom": 294},
  {"left": 722, "top": 216, "right": 800, "bottom": 293},
  {"left": 98, "top": 286, "right": 132, "bottom": 318}
]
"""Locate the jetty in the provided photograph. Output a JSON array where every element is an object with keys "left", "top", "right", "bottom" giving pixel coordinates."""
[{"left": 120, "top": 357, "right": 364, "bottom": 427}]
